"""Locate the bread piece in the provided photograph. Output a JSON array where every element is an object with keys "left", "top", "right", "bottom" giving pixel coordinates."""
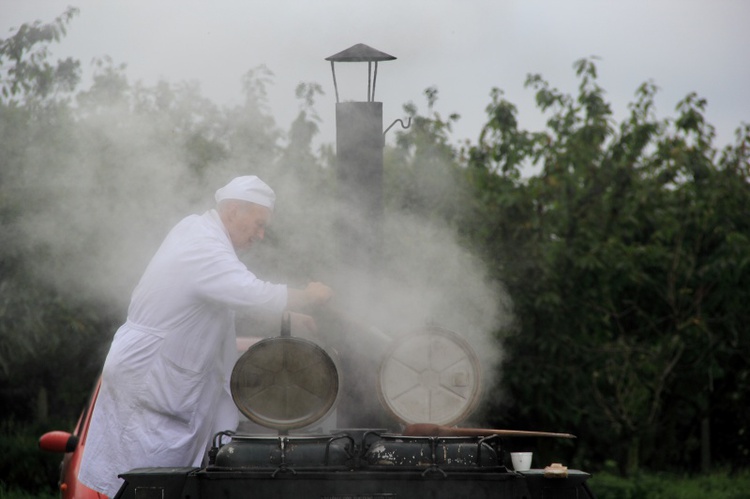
[{"left": 543, "top": 463, "right": 568, "bottom": 478}]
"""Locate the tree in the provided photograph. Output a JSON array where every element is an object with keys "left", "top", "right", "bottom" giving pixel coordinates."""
[
  {"left": 387, "top": 86, "right": 468, "bottom": 224},
  {"left": 0, "top": 7, "right": 80, "bottom": 104},
  {"left": 0, "top": 8, "right": 105, "bottom": 423},
  {"left": 464, "top": 58, "right": 750, "bottom": 474}
]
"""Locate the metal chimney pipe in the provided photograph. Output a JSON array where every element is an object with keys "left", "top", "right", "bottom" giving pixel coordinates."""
[{"left": 325, "top": 44, "right": 396, "bottom": 274}]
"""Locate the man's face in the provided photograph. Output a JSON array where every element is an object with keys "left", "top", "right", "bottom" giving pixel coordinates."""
[{"left": 228, "top": 202, "right": 272, "bottom": 251}]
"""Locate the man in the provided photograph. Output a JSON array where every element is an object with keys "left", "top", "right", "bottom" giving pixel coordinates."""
[{"left": 79, "top": 176, "right": 333, "bottom": 497}]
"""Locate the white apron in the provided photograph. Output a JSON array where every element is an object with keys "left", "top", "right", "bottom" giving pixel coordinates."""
[{"left": 79, "top": 210, "right": 287, "bottom": 497}]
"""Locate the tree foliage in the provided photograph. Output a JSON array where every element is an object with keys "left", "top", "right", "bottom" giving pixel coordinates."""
[
  {"left": 0, "top": 7, "right": 80, "bottom": 103},
  {"left": 460, "top": 58, "right": 750, "bottom": 474},
  {"left": 0, "top": 10, "right": 748, "bottom": 489}
]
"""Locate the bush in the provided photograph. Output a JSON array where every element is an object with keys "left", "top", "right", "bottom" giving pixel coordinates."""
[
  {"left": 589, "top": 469, "right": 750, "bottom": 499},
  {"left": 0, "top": 420, "right": 61, "bottom": 497},
  {"left": 0, "top": 483, "right": 56, "bottom": 499}
]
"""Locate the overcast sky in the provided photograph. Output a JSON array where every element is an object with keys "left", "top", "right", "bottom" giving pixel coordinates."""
[{"left": 3, "top": 0, "right": 749, "bottom": 149}]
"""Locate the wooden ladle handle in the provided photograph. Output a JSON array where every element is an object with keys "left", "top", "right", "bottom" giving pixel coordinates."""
[{"left": 402, "top": 423, "right": 576, "bottom": 439}]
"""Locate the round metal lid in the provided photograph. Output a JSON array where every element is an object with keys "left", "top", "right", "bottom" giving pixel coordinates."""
[
  {"left": 230, "top": 337, "right": 339, "bottom": 430},
  {"left": 378, "top": 326, "right": 481, "bottom": 426}
]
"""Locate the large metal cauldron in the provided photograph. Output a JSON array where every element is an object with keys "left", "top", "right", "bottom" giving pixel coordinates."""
[
  {"left": 212, "top": 430, "right": 503, "bottom": 472},
  {"left": 213, "top": 434, "right": 355, "bottom": 471},
  {"left": 363, "top": 433, "right": 502, "bottom": 470}
]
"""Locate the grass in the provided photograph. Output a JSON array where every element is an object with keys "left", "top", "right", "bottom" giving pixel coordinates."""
[
  {"left": 588, "top": 469, "right": 750, "bottom": 499},
  {"left": 0, "top": 483, "right": 56, "bottom": 499}
]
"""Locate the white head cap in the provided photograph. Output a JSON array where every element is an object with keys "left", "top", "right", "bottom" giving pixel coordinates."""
[{"left": 214, "top": 176, "right": 275, "bottom": 210}]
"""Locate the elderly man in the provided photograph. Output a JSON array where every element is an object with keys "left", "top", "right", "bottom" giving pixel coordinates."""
[{"left": 79, "top": 176, "right": 333, "bottom": 497}]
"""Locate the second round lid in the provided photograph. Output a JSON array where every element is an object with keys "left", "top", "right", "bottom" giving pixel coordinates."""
[{"left": 378, "top": 326, "right": 482, "bottom": 426}]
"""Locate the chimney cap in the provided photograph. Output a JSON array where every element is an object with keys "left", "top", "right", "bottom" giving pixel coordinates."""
[{"left": 325, "top": 43, "right": 396, "bottom": 62}]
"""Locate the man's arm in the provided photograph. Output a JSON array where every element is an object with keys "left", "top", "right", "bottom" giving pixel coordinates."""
[{"left": 287, "top": 281, "right": 333, "bottom": 310}]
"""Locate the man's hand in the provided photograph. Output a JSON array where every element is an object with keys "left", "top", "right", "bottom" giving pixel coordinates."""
[
  {"left": 287, "top": 282, "right": 333, "bottom": 310},
  {"left": 289, "top": 312, "right": 318, "bottom": 334},
  {"left": 303, "top": 282, "right": 333, "bottom": 307}
]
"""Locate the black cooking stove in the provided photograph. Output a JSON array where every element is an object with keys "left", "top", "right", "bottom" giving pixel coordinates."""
[{"left": 114, "top": 323, "right": 596, "bottom": 499}]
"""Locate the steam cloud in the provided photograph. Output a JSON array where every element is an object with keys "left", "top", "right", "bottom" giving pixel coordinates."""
[{"left": 15, "top": 76, "right": 513, "bottom": 428}]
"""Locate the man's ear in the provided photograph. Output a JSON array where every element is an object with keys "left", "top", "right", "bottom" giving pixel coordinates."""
[{"left": 225, "top": 201, "right": 241, "bottom": 221}]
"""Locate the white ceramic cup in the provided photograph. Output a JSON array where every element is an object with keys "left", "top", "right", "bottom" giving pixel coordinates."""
[{"left": 511, "top": 452, "right": 533, "bottom": 471}]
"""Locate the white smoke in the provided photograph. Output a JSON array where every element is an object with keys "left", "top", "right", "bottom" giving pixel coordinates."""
[{"left": 15, "top": 71, "right": 513, "bottom": 428}]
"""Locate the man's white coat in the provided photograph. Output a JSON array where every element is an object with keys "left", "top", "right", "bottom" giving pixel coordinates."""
[{"left": 79, "top": 209, "right": 287, "bottom": 497}]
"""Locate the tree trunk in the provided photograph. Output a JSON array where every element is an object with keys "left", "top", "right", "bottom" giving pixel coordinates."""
[
  {"left": 625, "top": 435, "right": 640, "bottom": 476},
  {"left": 701, "top": 416, "right": 711, "bottom": 472},
  {"left": 36, "top": 385, "right": 49, "bottom": 423}
]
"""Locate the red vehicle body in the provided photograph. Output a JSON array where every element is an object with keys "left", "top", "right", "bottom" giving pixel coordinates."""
[{"left": 39, "top": 380, "right": 105, "bottom": 499}]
